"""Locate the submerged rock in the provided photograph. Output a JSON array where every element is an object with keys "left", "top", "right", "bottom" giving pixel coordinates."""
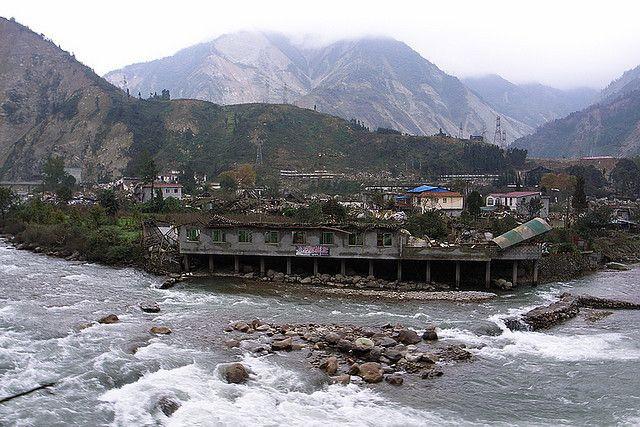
[
  {"left": 331, "top": 374, "right": 351, "bottom": 385},
  {"left": 156, "top": 396, "right": 181, "bottom": 417},
  {"left": 220, "top": 362, "right": 250, "bottom": 384},
  {"left": 98, "top": 314, "right": 119, "bottom": 324},
  {"left": 385, "top": 373, "right": 404, "bottom": 386},
  {"left": 139, "top": 302, "right": 160, "bottom": 313}
]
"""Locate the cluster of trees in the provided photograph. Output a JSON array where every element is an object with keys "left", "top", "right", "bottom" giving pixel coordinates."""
[
  {"left": 218, "top": 164, "right": 257, "bottom": 192},
  {"left": 43, "top": 156, "right": 76, "bottom": 202},
  {"left": 610, "top": 158, "right": 640, "bottom": 198}
]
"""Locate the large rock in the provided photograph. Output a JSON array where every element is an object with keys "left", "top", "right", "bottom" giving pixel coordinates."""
[
  {"left": 98, "top": 314, "right": 119, "bottom": 324},
  {"left": 140, "top": 302, "right": 160, "bottom": 313},
  {"left": 150, "top": 326, "right": 172, "bottom": 335},
  {"left": 232, "top": 321, "right": 251, "bottom": 333},
  {"left": 357, "top": 362, "right": 384, "bottom": 383},
  {"left": 220, "top": 362, "right": 250, "bottom": 384},
  {"left": 372, "top": 335, "right": 397, "bottom": 348},
  {"left": 324, "top": 332, "right": 341, "bottom": 345},
  {"left": 271, "top": 337, "right": 293, "bottom": 351},
  {"left": 422, "top": 329, "right": 438, "bottom": 341},
  {"left": 354, "top": 337, "right": 375, "bottom": 351},
  {"left": 396, "top": 329, "right": 421, "bottom": 345},
  {"left": 319, "top": 356, "right": 339, "bottom": 375},
  {"left": 156, "top": 396, "right": 181, "bottom": 417},
  {"left": 520, "top": 295, "right": 580, "bottom": 330}
]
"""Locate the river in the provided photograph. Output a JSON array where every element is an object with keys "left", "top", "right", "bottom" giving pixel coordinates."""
[{"left": 0, "top": 241, "right": 639, "bottom": 426}]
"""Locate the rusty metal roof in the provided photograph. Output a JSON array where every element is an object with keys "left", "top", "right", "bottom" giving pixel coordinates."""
[{"left": 492, "top": 217, "right": 552, "bottom": 249}]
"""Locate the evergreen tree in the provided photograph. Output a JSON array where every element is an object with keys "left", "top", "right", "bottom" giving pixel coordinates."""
[
  {"left": 572, "top": 176, "right": 588, "bottom": 212},
  {"left": 465, "top": 191, "right": 483, "bottom": 217}
]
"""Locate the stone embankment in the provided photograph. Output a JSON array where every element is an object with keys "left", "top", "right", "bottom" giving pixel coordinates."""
[
  {"left": 220, "top": 320, "right": 474, "bottom": 386},
  {"left": 505, "top": 292, "right": 640, "bottom": 331}
]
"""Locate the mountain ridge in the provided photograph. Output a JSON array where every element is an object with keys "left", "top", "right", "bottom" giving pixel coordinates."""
[{"left": 105, "top": 31, "right": 532, "bottom": 143}]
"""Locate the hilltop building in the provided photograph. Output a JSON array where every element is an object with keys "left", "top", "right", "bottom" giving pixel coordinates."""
[{"left": 137, "top": 182, "right": 183, "bottom": 203}]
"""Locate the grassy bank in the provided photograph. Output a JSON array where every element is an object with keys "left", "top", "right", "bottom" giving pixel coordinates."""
[{"left": 1, "top": 199, "right": 145, "bottom": 266}]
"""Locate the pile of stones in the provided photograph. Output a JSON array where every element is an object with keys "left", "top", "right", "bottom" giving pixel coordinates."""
[{"left": 222, "top": 319, "right": 473, "bottom": 386}]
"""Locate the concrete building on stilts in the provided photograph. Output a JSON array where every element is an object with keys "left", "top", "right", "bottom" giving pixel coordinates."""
[{"left": 177, "top": 216, "right": 551, "bottom": 290}]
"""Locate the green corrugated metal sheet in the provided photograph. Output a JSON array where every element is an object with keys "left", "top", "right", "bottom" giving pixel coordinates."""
[{"left": 492, "top": 217, "right": 552, "bottom": 249}]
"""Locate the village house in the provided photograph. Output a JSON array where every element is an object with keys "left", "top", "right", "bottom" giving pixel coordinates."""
[
  {"left": 485, "top": 191, "right": 549, "bottom": 218},
  {"left": 407, "top": 185, "right": 464, "bottom": 216},
  {"left": 137, "top": 182, "right": 183, "bottom": 203}
]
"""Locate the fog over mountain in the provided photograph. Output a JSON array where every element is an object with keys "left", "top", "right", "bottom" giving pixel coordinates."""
[{"left": 105, "top": 32, "right": 533, "bottom": 143}]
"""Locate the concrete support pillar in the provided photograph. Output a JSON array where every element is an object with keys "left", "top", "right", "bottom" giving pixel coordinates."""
[
  {"left": 313, "top": 258, "right": 319, "bottom": 276},
  {"left": 260, "top": 257, "right": 265, "bottom": 276},
  {"left": 286, "top": 257, "right": 292, "bottom": 275},
  {"left": 368, "top": 259, "right": 374, "bottom": 277},
  {"left": 340, "top": 259, "right": 346, "bottom": 276},
  {"left": 455, "top": 261, "right": 461, "bottom": 289},
  {"left": 426, "top": 260, "right": 431, "bottom": 284},
  {"left": 397, "top": 260, "right": 402, "bottom": 282},
  {"left": 485, "top": 261, "right": 491, "bottom": 289},
  {"left": 183, "top": 255, "right": 190, "bottom": 273},
  {"left": 234, "top": 255, "right": 240, "bottom": 274},
  {"left": 208, "top": 255, "right": 214, "bottom": 273},
  {"left": 533, "top": 259, "right": 539, "bottom": 285},
  {"left": 512, "top": 260, "right": 518, "bottom": 287}
]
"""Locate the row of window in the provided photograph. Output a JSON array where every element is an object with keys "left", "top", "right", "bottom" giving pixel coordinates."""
[{"left": 186, "top": 229, "right": 394, "bottom": 247}]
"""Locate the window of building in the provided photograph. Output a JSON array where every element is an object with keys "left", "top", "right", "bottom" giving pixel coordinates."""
[
  {"left": 292, "top": 231, "right": 306, "bottom": 244},
  {"left": 211, "top": 229, "right": 226, "bottom": 243},
  {"left": 442, "top": 198, "right": 447, "bottom": 203},
  {"left": 487, "top": 197, "right": 495, "bottom": 206},
  {"left": 348, "top": 233, "right": 364, "bottom": 246},
  {"left": 238, "top": 230, "right": 252, "bottom": 243},
  {"left": 377, "top": 232, "right": 392, "bottom": 247},
  {"left": 320, "top": 232, "right": 334, "bottom": 245},
  {"left": 265, "top": 231, "right": 279, "bottom": 244},
  {"left": 186, "top": 228, "right": 200, "bottom": 241}
]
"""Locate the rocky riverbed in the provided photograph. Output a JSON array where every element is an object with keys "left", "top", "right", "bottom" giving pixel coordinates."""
[
  {"left": 1, "top": 242, "right": 640, "bottom": 425},
  {"left": 220, "top": 320, "right": 473, "bottom": 387}
]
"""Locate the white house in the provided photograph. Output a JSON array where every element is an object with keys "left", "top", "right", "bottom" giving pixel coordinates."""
[
  {"left": 486, "top": 191, "right": 549, "bottom": 217},
  {"left": 407, "top": 185, "right": 464, "bottom": 216},
  {"left": 138, "top": 182, "right": 183, "bottom": 203}
]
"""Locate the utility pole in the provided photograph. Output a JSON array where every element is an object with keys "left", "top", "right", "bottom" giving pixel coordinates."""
[{"left": 282, "top": 82, "right": 288, "bottom": 104}]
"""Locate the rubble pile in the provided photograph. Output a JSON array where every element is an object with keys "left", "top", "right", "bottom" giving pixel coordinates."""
[{"left": 222, "top": 320, "right": 474, "bottom": 385}]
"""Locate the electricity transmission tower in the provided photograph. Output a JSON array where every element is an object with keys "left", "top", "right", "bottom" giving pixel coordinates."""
[{"left": 493, "top": 116, "right": 502, "bottom": 145}]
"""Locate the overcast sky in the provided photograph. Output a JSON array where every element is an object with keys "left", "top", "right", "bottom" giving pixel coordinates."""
[{"left": 2, "top": 0, "right": 639, "bottom": 89}]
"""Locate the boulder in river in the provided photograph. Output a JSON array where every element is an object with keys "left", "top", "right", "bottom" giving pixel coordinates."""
[
  {"left": 331, "top": 374, "right": 351, "bottom": 385},
  {"left": 396, "top": 329, "right": 421, "bottom": 345},
  {"left": 357, "top": 362, "right": 384, "bottom": 383},
  {"left": 220, "top": 362, "right": 250, "bottom": 384},
  {"left": 139, "top": 302, "right": 160, "bottom": 313},
  {"left": 98, "top": 314, "right": 119, "bottom": 324},
  {"left": 232, "top": 321, "right": 251, "bottom": 333},
  {"left": 319, "top": 356, "right": 339, "bottom": 375},
  {"left": 422, "top": 329, "right": 438, "bottom": 341},
  {"left": 271, "top": 337, "right": 293, "bottom": 351},
  {"left": 150, "top": 326, "right": 172, "bottom": 335},
  {"left": 156, "top": 396, "right": 181, "bottom": 417}
]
